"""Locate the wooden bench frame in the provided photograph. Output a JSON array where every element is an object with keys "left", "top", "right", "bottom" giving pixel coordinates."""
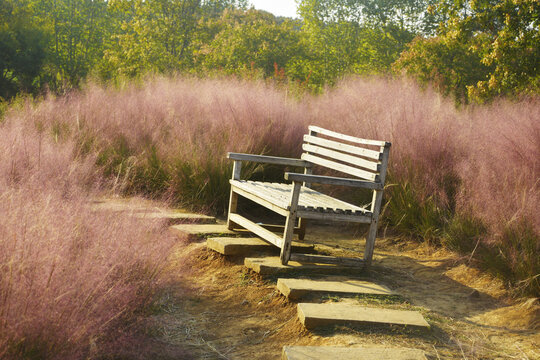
[{"left": 226, "top": 126, "right": 391, "bottom": 268}]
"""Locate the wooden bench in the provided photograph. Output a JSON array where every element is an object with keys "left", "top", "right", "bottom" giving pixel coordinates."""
[{"left": 226, "top": 126, "right": 391, "bottom": 268}]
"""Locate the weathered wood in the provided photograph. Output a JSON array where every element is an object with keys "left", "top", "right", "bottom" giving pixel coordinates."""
[
  {"left": 227, "top": 161, "right": 242, "bottom": 230},
  {"left": 231, "top": 180, "right": 367, "bottom": 214},
  {"left": 297, "top": 303, "right": 430, "bottom": 330},
  {"left": 303, "top": 143, "right": 381, "bottom": 172},
  {"left": 232, "top": 160, "right": 242, "bottom": 180},
  {"left": 303, "top": 134, "right": 382, "bottom": 160},
  {"left": 290, "top": 253, "right": 363, "bottom": 267},
  {"left": 298, "top": 164, "right": 312, "bottom": 241},
  {"left": 230, "top": 183, "right": 290, "bottom": 217},
  {"left": 170, "top": 224, "right": 236, "bottom": 239},
  {"left": 282, "top": 346, "right": 427, "bottom": 360},
  {"left": 227, "top": 152, "right": 311, "bottom": 167},
  {"left": 364, "top": 144, "right": 391, "bottom": 267},
  {"left": 244, "top": 257, "right": 358, "bottom": 275},
  {"left": 301, "top": 153, "right": 379, "bottom": 182},
  {"left": 309, "top": 125, "right": 390, "bottom": 148},
  {"left": 285, "top": 172, "right": 383, "bottom": 190},
  {"left": 133, "top": 212, "right": 216, "bottom": 224},
  {"left": 255, "top": 223, "right": 304, "bottom": 235},
  {"left": 276, "top": 278, "right": 394, "bottom": 300},
  {"left": 226, "top": 126, "right": 390, "bottom": 270},
  {"left": 280, "top": 182, "right": 301, "bottom": 264},
  {"left": 228, "top": 213, "right": 283, "bottom": 248},
  {"left": 207, "top": 237, "right": 314, "bottom": 256}
]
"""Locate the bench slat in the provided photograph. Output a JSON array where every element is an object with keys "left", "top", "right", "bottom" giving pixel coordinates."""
[
  {"left": 296, "top": 210, "right": 372, "bottom": 223},
  {"left": 302, "top": 153, "right": 379, "bottom": 182},
  {"left": 309, "top": 126, "right": 390, "bottom": 147},
  {"left": 285, "top": 173, "right": 383, "bottom": 190},
  {"left": 231, "top": 181, "right": 367, "bottom": 214},
  {"left": 228, "top": 213, "right": 282, "bottom": 247},
  {"left": 304, "top": 135, "right": 382, "bottom": 161},
  {"left": 230, "top": 182, "right": 290, "bottom": 216},
  {"left": 227, "top": 152, "right": 310, "bottom": 167},
  {"left": 303, "top": 143, "right": 381, "bottom": 172}
]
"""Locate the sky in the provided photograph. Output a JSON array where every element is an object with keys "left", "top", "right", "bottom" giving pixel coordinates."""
[{"left": 249, "top": 0, "right": 298, "bottom": 18}]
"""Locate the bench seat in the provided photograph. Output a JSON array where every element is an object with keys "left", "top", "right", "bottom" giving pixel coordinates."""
[{"left": 231, "top": 180, "right": 372, "bottom": 223}]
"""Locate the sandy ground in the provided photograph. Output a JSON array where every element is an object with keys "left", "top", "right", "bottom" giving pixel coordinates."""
[{"left": 144, "top": 222, "right": 539, "bottom": 360}]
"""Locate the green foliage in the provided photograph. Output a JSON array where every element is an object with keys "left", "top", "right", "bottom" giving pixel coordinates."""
[
  {"left": 0, "top": 0, "right": 48, "bottom": 99},
  {"left": 443, "top": 213, "right": 487, "bottom": 253},
  {"left": 197, "top": 9, "right": 303, "bottom": 77},
  {"left": 34, "top": 0, "right": 111, "bottom": 90},
  {"left": 478, "top": 220, "right": 540, "bottom": 296},
  {"left": 293, "top": 0, "right": 428, "bottom": 87},
  {"left": 1, "top": 0, "right": 537, "bottom": 100},
  {"left": 394, "top": 36, "right": 491, "bottom": 103},
  {"left": 103, "top": 0, "right": 201, "bottom": 77},
  {"left": 385, "top": 181, "right": 448, "bottom": 244},
  {"left": 397, "top": 0, "right": 540, "bottom": 102},
  {"left": 100, "top": 0, "right": 248, "bottom": 79}
]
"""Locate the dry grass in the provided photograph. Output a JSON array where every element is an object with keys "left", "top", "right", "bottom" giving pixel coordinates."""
[
  {"left": 0, "top": 117, "right": 179, "bottom": 358},
  {"left": 0, "top": 75, "right": 537, "bottom": 359}
]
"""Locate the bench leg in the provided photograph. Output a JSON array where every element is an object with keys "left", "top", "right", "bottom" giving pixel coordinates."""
[
  {"left": 280, "top": 182, "right": 302, "bottom": 265},
  {"left": 364, "top": 218, "right": 378, "bottom": 268},
  {"left": 227, "top": 189, "right": 239, "bottom": 230},
  {"left": 280, "top": 211, "right": 297, "bottom": 265},
  {"left": 298, "top": 218, "right": 308, "bottom": 241}
]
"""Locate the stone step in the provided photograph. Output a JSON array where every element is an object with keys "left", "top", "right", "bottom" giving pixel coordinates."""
[
  {"left": 244, "top": 257, "right": 359, "bottom": 276},
  {"left": 297, "top": 303, "right": 430, "bottom": 330},
  {"left": 282, "top": 346, "right": 427, "bottom": 360},
  {"left": 207, "top": 237, "right": 314, "bottom": 256},
  {"left": 277, "top": 278, "right": 394, "bottom": 300},
  {"left": 134, "top": 212, "right": 216, "bottom": 225},
  {"left": 91, "top": 199, "right": 215, "bottom": 224},
  {"left": 170, "top": 224, "right": 238, "bottom": 240}
]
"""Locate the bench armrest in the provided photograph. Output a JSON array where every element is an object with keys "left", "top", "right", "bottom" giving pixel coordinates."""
[
  {"left": 227, "top": 152, "right": 311, "bottom": 168},
  {"left": 284, "top": 172, "right": 383, "bottom": 190}
]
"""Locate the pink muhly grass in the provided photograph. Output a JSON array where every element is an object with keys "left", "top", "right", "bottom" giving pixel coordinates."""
[
  {"left": 303, "top": 77, "right": 539, "bottom": 292},
  {"left": 3, "top": 75, "right": 538, "bottom": 294},
  {"left": 304, "top": 77, "right": 466, "bottom": 207},
  {"left": 463, "top": 98, "right": 540, "bottom": 235},
  {"left": 9, "top": 76, "right": 308, "bottom": 211},
  {"left": 0, "top": 119, "right": 178, "bottom": 358}
]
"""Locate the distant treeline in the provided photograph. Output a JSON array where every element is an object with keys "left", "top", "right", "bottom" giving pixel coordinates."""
[{"left": 1, "top": 0, "right": 538, "bottom": 103}]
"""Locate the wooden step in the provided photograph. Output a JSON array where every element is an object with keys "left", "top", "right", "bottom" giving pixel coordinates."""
[
  {"left": 134, "top": 212, "right": 216, "bottom": 225},
  {"left": 207, "top": 237, "right": 314, "bottom": 256},
  {"left": 297, "top": 303, "right": 430, "bottom": 330},
  {"left": 244, "top": 257, "right": 359, "bottom": 276},
  {"left": 277, "top": 278, "right": 394, "bottom": 300},
  {"left": 170, "top": 224, "right": 238, "bottom": 240},
  {"left": 282, "top": 346, "right": 427, "bottom": 360}
]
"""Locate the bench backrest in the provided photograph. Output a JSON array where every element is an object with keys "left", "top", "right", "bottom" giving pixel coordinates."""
[{"left": 301, "top": 126, "right": 391, "bottom": 184}]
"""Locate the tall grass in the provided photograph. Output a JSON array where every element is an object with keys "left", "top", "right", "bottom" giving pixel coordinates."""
[
  {"left": 16, "top": 77, "right": 307, "bottom": 212},
  {"left": 305, "top": 78, "right": 539, "bottom": 295},
  {"left": 2, "top": 76, "right": 538, "bottom": 299},
  {"left": 0, "top": 119, "right": 178, "bottom": 358}
]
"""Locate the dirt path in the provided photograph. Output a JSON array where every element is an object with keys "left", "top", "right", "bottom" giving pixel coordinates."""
[
  {"left": 91, "top": 198, "right": 538, "bottom": 359},
  {"left": 145, "top": 223, "right": 539, "bottom": 360}
]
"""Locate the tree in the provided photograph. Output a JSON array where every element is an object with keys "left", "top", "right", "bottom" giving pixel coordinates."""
[
  {"left": 396, "top": 0, "right": 540, "bottom": 102},
  {"left": 30, "top": 0, "right": 111, "bottom": 90},
  {"left": 394, "top": 36, "right": 491, "bottom": 102},
  {"left": 293, "top": 0, "right": 431, "bottom": 86},
  {"left": 0, "top": 0, "right": 48, "bottom": 99},
  {"left": 101, "top": 0, "right": 247, "bottom": 78},
  {"left": 197, "top": 9, "right": 303, "bottom": 77}
]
